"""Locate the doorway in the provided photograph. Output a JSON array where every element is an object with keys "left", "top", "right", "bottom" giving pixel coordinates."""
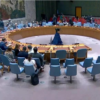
[{"left": 75, "top": 7, "right": 82, "bottom": 18}]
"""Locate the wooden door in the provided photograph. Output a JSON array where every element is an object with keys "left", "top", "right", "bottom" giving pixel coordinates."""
[{"left": 76, "top": 7, "right": 82, "bottom": 18}]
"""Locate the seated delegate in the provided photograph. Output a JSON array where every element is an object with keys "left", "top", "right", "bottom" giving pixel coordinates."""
[
  {"left": 31, "top": 47, "right": 44, "bottom": 70},
  {"left": 23, "top": 54, "right": 37, "bottom": 70},
  {"left": 28, "top": 45, "right": 34, "bottom": 54},
  {"left": 5, "top": 46, "right": 15, "bottom": 63},
  {"left": 18, "top": 46, "right": 28, "bottom": 58},
  {"left": 0, "top": 38, "right": 8, "bottom": 51},
  {"left": 14, "top": 44, "right": 20, "bottom": 57}
]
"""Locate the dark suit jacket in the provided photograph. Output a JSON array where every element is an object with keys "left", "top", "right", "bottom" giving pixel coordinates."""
[
  {"left": 31, "top": 53, "right": 43, "bottom": 66},
  {"left": 0, "top": 41, "right": 8, "bottom": 50},
  {"left": 18, "top": 51, "right": 28, "bottom": 58},
  {"left": 14, "top": 49, "right": 19, "bottom": 56}
]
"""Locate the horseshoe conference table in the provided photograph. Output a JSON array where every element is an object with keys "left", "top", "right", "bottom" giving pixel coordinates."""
[{"left": 3, "top": 26, "right": 100, "bottom": 61}]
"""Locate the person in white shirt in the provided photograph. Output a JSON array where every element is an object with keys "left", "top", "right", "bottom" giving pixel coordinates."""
[
  {"left": 28, "top": 45, "right": 34, "bottom": 54},
  {"left": 23, "top": 54, "right": 37, "bottom": 70}
]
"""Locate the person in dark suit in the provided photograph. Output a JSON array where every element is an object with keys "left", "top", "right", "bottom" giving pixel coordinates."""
[
  {"left": 51, "top": 28, "right": 63, "bottom": 45},
  {"left": 31, "top": 47, "right": 43, "bottom": 69},
  {"left": 0, "top": 38, "right": 8, "bottom": 51},
  {"left": 14, "top": 44, "right": 20, "bottom": 57},
  {"left": 0, "top": 19, "right": 4, "bottom": 31},
  {"left": 18, "top": 46, "right": 28, "bottom": 58},
  {"left": 52, "top": 14, "right": 57, "bottom": 25},
  {"left": 69, "top": 18, "right": 73, "bottom": 26}
]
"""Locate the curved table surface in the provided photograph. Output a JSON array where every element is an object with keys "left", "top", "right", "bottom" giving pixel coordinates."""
[{"left": 4, "top": 26, "right": 98, "bottom": 53}]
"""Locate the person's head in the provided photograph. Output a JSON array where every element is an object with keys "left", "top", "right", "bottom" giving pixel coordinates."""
[
  {"left": 53, "top": 14, "right": 55, "bottom": 17},
  {"left": 6, "top": 46, "right": 12, "bottom": 52},
  {"left": 28, "top": 45, "right": 32, "bottom": 50},
  {"left": 33, "top": 47, "right": 38, "bottom": 53},
  {"left": 27, "top": 54, "right": 32, "bottom": 62},
  {"left": 2, "top": 38, "right": 6, "bottom": 42},
  {"left": 15, "top": 44, "right": 20, "bottom": 49},
  {"left": 23, "top": 46, "right": 26, "bottom": 51}
]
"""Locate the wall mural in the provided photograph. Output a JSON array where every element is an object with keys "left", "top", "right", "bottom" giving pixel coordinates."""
[{"left": 0, "top": 0, "right": 25, "bottom": 20}]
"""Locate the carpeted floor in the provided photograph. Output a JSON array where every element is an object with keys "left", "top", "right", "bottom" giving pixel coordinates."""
[{"left": 1, "top": 35, "right": 100, "bottom": 100}]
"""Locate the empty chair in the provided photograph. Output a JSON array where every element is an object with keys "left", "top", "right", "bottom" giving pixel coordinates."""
[
  {"left": 17, "top": 57, "right": 25, "bottom": 67},
  {"left": 0, "top": 48, "right": 4, "bottom": 54},
  {"left": 65, "top": 64, "right": 77, "bottom": 83},
  {"left": 92, "top": 56, "right": 100, "bottom": 64},
  {"left": 10, "top": 63, "right": 24, "bottom": 79},
  {"left": 0, "top": 65, "right": 3, "bottom": 75},
  {"left": 63, "top": 58, "right": 74, "bottom": 68},
  {"left": 50, "top": 58, "right": 60, "bottom": 66},
  {"left": 32, "top": 58, "right": 41, "bottom": 68},
  {"left": 24, "top": 64, "right": 39, "bottom": 76},
  {"left": 0, "top": 54, "right": 10, "bottom": 72},
  {"left": 79, "top": 57, "right": 93, "bottom": 73},
  {"left": 87, "top": 63, "right": 100, "bottom": 81},
  {"left": 56, "top": 50, "right": 67, "bottom": 60},
  {"left": 74, "top": 49, "right": 87, "bottom": 63},
  {"left": 50, "top": 65, "right": 61, "bottom": 82}
]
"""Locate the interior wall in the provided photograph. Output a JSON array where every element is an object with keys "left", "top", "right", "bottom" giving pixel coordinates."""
[
  {"left": 57, "top": 1, "right": 100, "bottom": 17},
  {"left": 36, "top": 1, "right": 56, "bottom": 21}
]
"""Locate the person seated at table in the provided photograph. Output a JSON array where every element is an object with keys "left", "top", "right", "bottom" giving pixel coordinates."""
[
  {"left": 18, "top": 46, "right": 28, "bottom": 58},
  {"left": 31, "top": 47, "right": 44, "bottom": 70},
  {"left": 5, "top": 46, "right": 15, "bottom": 63},
  {"left": 23, "top": 54, "right": 37, "bottom": 70},
  {"left": 69, "top": 18, "right": 73, "bottom": 26},
  {"left": 14, "top": 44, "right": 20, "bottom": 57},
  {"left": 28, "top": 45, "right": 34, "bottom": 54},
  {"left": 51, "top": 28, "right": 63, "bottom": 45},
  {"left": 13, "top": 23, "right": 18, "bottom": 29},
  {"left": 0, "top": 38, "right": 8, "bottom": 51}
]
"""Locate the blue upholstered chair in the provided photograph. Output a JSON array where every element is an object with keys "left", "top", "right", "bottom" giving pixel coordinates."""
[
  {"left": 79, "top": 57, "right": 93, "bottom": 73},
  {"left": 75, "top": 49, "right": 87, "bottom": 63},
  {"left": 56, "top": 50, "right": 67, "bottom": 60},
  {"left": 0, "top": 54, "right": 2, "bottom": 64},
  {"left": 32, "top": 58, "right": 41, "bottom": 68},
  {"left": 92, "top": 56, "right": 100, "bottom": 64},
  {"left": 65, "top": 64, "right": 77, "bottom": 83},
  {"left": 0, "top": 48, "right": 4, "bottom": 54},
  {"left": 63, "top": 58, "right": 74, "bottom": 68},
  {"left": 87, "top": 63, "right": 100, "bottom": 81},
  {"left": 0, "top": 54, "right": 10, "bottom": 72},
  {"left": 24, "top": 64, "right": 39, "bottom": 76},
  {"left": 10, "top": 63, "right": 24, "bottom": 79},
  {"left": 50, "top": 58, "right": 60, "bottom": 66},
  {"left": 50, "top": 65, "right": 61, "bottom": 82},
  {"left": 17, "top": 57, "right": 25, "bottom": 67},
  {"left": 0, "top": 65, "right": 3, "bottom": 75}
]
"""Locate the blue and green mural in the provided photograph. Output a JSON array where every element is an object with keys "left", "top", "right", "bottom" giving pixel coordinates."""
[{"left": 0, "top": 0, "right": 25, "bottom": 20}]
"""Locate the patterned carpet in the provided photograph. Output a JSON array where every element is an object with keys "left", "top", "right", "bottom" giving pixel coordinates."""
[
  {"left": 0, "top": 35, "right": 100, "bottom": 100},
  {"left": 18, "top": 35, "right": 100, "bottom": 59}
]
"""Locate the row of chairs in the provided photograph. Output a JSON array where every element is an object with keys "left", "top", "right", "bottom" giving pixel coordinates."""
[
  {"left": 50, "top": 56, "right": 100, "bottom": 83},
  {"left": 0, "top": 54, "right": 42, "bottom": 74},
  {"left": 10, "top": 63, "right": 39, "bottom": 80}
]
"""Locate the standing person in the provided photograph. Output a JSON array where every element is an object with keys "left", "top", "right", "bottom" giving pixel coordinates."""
[
  {"left": 52, "top": 14, "right": 57, "bottom": 25},
  {"left": 0, "top": 38, "right": 8, "bottom": 51},
  {"left": 51, "top": 28, "right": 63, "bottom": 45},
  {"left": 0, "top": 19, "right": 4, "bottom": 32}
]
